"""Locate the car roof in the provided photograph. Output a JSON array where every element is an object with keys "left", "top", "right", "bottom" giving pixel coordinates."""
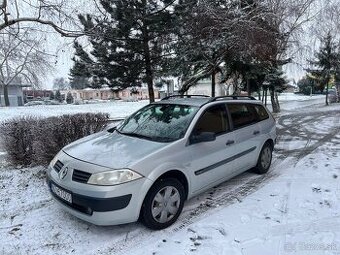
[
  {"left": 157, "top": 97, "right": 212, "bottom": 107},
  {"left": 157, "top": 95, "right": 263, "bottom": 108}
]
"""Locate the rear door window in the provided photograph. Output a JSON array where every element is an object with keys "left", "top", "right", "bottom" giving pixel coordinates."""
[
  {"left": 193, "top": 104, "right": 229, "bottom": 136},
  {"left": 253, "top": 105, "right": 269, "bottom": 121},
  {"left": 227, "top": 103, "right": 257, "bottom": 129}
]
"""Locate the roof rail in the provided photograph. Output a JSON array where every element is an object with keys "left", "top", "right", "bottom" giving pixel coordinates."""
[
  {"left": 209, "top": 96, "right": 257, "bottom": 102},
  {"left": 161, "top": 95, "right": 211, "bottom": 101}
]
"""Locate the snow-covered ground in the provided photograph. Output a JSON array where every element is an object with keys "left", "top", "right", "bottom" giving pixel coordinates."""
[
  {"left": 0, "top": 100, "right": 149, "bottom": 122},
  {"left": 0, "top": 94, "right": 340, "bottom": 255}
]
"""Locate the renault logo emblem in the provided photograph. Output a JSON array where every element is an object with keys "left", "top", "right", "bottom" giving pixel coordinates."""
[{"left": 59, "top": 167, "right": 69, "bottom": 180}]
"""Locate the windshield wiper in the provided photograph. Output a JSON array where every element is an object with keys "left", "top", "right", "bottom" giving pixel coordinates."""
[
  {"left": 118, "top": 131, "right": 173, "bottom": 143},
  {"left": 119, "top": 131, "right": 152, "bottom": 140}
]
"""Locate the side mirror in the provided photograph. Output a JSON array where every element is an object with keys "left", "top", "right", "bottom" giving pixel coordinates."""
[
  {"left": 190, "top": 132, "right": 216, "bottom": 145},
  {"left": 105, "top": 124, "right": 117, "bottom": 133}
]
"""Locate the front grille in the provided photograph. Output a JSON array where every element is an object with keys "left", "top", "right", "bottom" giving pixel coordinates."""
[
  {"left": 72, "top": 169, "right": 91, "bottom": 183},
  {"left": 53, "top": 160, "right": 64, "bottom": 173}
]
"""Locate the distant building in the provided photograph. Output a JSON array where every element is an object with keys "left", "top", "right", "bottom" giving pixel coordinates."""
[
  {"left": 187, "top": 74, "right": 228, "bottom": 96},
  {"left": 24, "top": 89, "right": 53, "bottom": 101},
  {"left": 60, "top": 85, "right": 160, "bottom": 101},
  {"left": 283, "top": 84, "right": 297, "bottom": 93},
  {"left": 0, "top": 80, "right": 31, "bottom": 107}
]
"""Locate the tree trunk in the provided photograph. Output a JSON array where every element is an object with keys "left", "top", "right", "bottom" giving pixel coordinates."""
[
  {"left": 247, "top": 78, "right": 250, "bottom": 96},
  {"left": 262, "top": 88, "right": 265, "bottom": 104},
  {"left": 3, "top": 84, "right": 10, "bottom": 107},
  {"left": 263, "top": 87, "right": 267, "bottom": 106},
  {"left": 143, "top": 40, "right": 155, "bottom": 103},
  {"left": 141, "top": 4, "right": 155, "bottom": 103},
  {"left": 336, "top": 83, "right": 340, "bottom": 103},
  {"left": 275, "top": 90, "right": 280, "bottom": 112},
  {"left": 211, "top": 70, "right": 216, "bottom": 97},
  {"left": 325, "top": 77, "right": 329, "bottom": 106},
  {"left": 233, "top": 77, "right": 240, "bottom": 95},
  {"left": 270, "top": 87, "right": 280, "bottom": 113}
]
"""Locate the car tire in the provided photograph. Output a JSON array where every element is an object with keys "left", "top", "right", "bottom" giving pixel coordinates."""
[
  {"left": 254, "top": 142, "right": 273, "bottom": 174},
  {"left": 141, "top": 178, "right": 185, "bottom": 230}
]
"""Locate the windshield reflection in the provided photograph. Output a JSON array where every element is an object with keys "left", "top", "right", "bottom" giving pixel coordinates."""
[{"left": 117, "top": 104, "right": 199, "bottom": 142}]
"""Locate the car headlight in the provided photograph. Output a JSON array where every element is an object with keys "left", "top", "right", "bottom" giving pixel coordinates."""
[
  {"left": 49, "top": 153, "right": 59, "bottom": 168},
  {"left": 87, "top": 169, "right": 143, "bottom": 186}
]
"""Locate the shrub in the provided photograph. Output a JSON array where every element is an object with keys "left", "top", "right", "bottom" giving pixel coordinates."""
[
  {"left": 0, "top": 113, "right": 109, "bottom": 166},
  {"left": 66, "top": 92, "right": 74, "bottom": 104},
  {"left": 0, "top": 116, "right": 39, "bottom": 166},
  {"left": 55, "top": 90, "right": 63, "bottom": 102},
  {"left": 49, "top": 91, "right": 55, "bottom": 100}
]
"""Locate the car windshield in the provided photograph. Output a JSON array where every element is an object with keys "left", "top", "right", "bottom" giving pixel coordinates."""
[{"left": 117, "top": 104, "right": 199, "bottom": 142}]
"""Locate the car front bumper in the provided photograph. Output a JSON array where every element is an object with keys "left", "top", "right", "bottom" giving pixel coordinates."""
[
  {"left": 47, "top": 178, "right": 132, "bottom": 214},
  {"left": 46, "top": 153, "right": 153, "bottom": 226}
]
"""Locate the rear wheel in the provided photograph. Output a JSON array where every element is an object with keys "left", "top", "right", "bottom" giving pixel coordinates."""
[
  {"left": 254, "top": 142, "right": 273, "bottom": 174},
  {"left": 141, "top": 178, "right": 185, "bottom": 230}
]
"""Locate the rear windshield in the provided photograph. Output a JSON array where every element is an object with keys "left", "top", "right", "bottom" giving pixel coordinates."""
[{"left": 117, "top": 104, "right": 199, "bottom": 142}]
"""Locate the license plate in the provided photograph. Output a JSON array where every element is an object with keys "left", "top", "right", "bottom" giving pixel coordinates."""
[{"left": 51, "top": 183, "right": 72, "bottom": 204}]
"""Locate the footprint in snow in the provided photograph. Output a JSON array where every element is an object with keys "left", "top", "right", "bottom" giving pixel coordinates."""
[{"left": 312, "top": 187, "right": 322, "bottom": 193}]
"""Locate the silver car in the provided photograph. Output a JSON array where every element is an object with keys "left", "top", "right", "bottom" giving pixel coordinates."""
[{"left": 46, "top": 96, "right": 276, "bottom": 229}]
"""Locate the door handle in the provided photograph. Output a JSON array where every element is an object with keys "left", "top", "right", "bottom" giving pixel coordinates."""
[
  {"left": 253, "top": 131, "right": 260, "bottom": 135},
  {"left": 226, "top": 140, "right": 235, "bottom": 146}
]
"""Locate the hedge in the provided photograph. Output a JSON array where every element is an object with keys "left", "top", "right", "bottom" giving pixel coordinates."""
[{"left": 0, "top": 113, "right": 109, "bottom": 166}]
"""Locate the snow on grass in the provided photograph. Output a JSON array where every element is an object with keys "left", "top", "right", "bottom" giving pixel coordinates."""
[
  {"left": 276, "top": 93, "right": 324, "bottom": 102},
  {"left": 0, "top": 100, "right": 149, "bottom": 122}
]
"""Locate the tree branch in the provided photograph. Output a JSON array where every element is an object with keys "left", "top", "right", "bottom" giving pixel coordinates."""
[{"left": 0, "top": 17, "right": 84, "bottom": 37}]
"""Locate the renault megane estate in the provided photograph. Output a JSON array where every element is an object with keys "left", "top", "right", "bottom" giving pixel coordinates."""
[{"left": 46, "top": 95, "right": 276, "bottom": 229}]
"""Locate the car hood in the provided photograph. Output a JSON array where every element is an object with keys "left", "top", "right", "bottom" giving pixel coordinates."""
[{"left": 62, "top": 131, "right": 167, "bottom": 169}]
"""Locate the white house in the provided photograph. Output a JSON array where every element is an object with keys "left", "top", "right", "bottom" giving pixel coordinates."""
[
  {"left": 187, "top": 75, "right": 228, "bottom": 96},
  {"left": 60, "top": 85, "right": 160, "bottom": 101},
  {"left": 0, "top": 84, "right": 30, "bottom": 107}
]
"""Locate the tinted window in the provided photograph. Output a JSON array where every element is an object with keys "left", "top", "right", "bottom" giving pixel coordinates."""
[
  {"left": 228, "top": 104, "right": 257, "bottom": 129},
  {"left": 193, "top": 104, "right": 229, "bottom": 135},
  {"left": 118, "top": 104, "right": 199, "bottom": 142},
  {"left": 253, "top": 105, "right": 269, "bottom": 121}
]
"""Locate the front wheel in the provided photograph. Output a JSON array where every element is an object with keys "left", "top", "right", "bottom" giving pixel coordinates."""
[
  {"left": 141, "top": 178, "right": 185, "bottom": 230},
  {"left": 254, "top": 143, "right": 273, "bottom": 174}
]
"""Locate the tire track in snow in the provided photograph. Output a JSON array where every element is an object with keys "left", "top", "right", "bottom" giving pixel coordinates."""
[{"left": 276, "top": 111, "right": 340, "bottom": 163}]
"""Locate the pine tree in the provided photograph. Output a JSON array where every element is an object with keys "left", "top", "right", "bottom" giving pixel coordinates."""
[
  {"left": 66, "top": 92, "right": 74, "bottom": 104},
  {"left": 73, "top": 1, "right": 180, "bottom": 102},
  {"left": 265, "top": 67, "right": 287, "bottom": 112},
  {"left": 55, "top": 90, "right": 62, "bottom": 102},
  {"left": 174, "top": 0, "right": 231, "bottom": 96},
  {"left": 174, "top": 0, "right": 279, "bottom": 97},
  {"left": 310, "top": 32, "right": 339, "bottom": 105},
  {"left": 49, "top": 91, "right": 55, "bottom": 100},
  {"left": 69, "top": 41, "right": 92, "bottom": 89}
]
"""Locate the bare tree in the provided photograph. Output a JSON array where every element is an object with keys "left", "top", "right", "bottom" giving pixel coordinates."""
[
  {"left": 0, "top": 0, "right": 86, "bottom": 37},
  {"left": 0, "top": 28, "right": 53, "bottom": 106},
  {"left": 260, "top": 0, "right": 317, "bottom": 112},
  {"left": 53, "top": 77, "right": 69, "bottom": 90}
]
